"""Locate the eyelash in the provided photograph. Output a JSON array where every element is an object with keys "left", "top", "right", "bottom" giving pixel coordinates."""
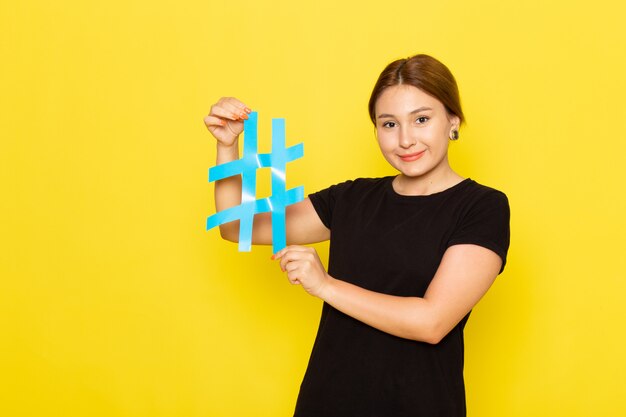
[{"left": 382, "top": 116, "right": 429, "bottom": 128}]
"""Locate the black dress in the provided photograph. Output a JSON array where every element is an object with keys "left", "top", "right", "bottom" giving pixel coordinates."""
[{"left": 294, "top": 177, "right": 510, "bottom": 417}]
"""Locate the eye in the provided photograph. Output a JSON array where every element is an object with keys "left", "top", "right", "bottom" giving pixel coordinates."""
[
  {"left": 382, "top": 121, "right": 397, "bottom": 128},
  {"left": 415, "top": 116, "right": 429, "bottom": 124}
]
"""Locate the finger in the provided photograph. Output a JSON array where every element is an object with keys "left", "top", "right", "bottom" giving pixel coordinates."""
[
  {"left": 271, "top": 247, "right": 289, "bottom": 260},
  {"left": 287, "top": 268, "right": 302, "bottom": 284},
  {"left": 203, "top": 115, "right": 227, "bottom": 129},
  {"left": 281, "top": 256, "right": 312, "bottom": 273},
  {"left": 209, "top": 103, "right": 247, "bottom": 121},
  {"left": 217, "top": 98, "right": 252, "bottom": 120},
  {"left": 279, "top": 252, "right": 301, "bottom": 272},
  {"left": 220, "top": 97, "right": 252, "bottom": 114},
  {"left": 226, "top": 120, "right": 246, "bottom": 137},
  {"left": 274, "top": 246, "right": 306, "bottom": 270},
  {"left": 279, "top": 256, "right": 292, "bottom": 272},
  {"left": 285, "top": 261, "right": 300, "bottom": 273},
  {"left": 274, "top": 252, "right": 289, "bottom": 271},
  {"left": 275, "top": 245, "right": 309, "bottom": 259}
]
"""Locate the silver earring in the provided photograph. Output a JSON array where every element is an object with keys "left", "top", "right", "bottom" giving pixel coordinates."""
[{"left": 450, "top": 129, "right": 459, "bottom": 140}]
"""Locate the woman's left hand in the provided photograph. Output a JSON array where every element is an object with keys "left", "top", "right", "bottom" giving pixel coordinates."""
[{"left": 272, "top": 246, "right": 330, "bottom": 298}]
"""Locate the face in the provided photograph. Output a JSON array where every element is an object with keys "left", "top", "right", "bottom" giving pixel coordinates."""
[{"left": 374, "top": 84, "right": 460, "bottom": 184}]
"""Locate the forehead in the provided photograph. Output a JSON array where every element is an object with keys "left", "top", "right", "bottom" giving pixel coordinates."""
[{"left": 375, "top": 84, "right": 444, "bottom": 114}]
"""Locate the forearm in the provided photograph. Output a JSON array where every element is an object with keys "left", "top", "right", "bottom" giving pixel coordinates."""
[
  {"left": 214, "top": 142, "right": 243, "bottom": 241},
  {"left": 276, "top": 245, "right": 500, "bottom": 344},
  {"left": 319, "top": 276, "right": 443, "bottom": 344}
]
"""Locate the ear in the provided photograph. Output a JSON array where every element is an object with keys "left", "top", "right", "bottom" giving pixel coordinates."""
[{"left": 448, "top": 114, "right": 461, "bottom": 130}]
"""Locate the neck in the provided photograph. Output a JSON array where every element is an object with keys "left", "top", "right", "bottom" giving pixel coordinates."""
[{"left": 393, "top": 170, "right": 464, "bottom": 196}]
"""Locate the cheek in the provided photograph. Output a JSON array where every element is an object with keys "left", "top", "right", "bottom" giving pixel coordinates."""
[
  {"left": 377, "top": 139, "right": 394, "bottom": 153},
  {"left": 376, "top": 131, "right": 395, "bottom": 150},
  {"left": 424, "top": 126, "right": 448, "bottom": 147}
]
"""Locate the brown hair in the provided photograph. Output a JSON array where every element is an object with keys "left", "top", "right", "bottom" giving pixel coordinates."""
[{"left": 368, "top": 54, "right": 465, "bottom": 126}]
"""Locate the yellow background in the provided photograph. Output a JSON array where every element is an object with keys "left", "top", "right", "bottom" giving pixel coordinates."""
[{"left": 2, "top": 0, "right": 625, "bottom": 415}]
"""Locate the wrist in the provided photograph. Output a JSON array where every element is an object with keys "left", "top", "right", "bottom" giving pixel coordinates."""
[
  {"left": 216, "top": 140, "right": 240, "bottom": 162},
  {"left": 317, "top": 274, "right": 336, "bottom": 302}
]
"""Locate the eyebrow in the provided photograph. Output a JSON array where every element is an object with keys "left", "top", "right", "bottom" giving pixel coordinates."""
[{"left": 377, "top": 107, "right": 433, "bottom": 119}]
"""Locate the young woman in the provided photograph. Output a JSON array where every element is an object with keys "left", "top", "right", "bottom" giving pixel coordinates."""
[{"left": 204, "top": 54, "right": 510, "bottom": 417}]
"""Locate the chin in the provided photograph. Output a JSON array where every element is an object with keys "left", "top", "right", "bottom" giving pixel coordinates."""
[
  {"left": 397, "top": 165, "right": 431, "bottom": 178},
  {"left": 400, "top": 171, "right": 429, "bottom": 179}
]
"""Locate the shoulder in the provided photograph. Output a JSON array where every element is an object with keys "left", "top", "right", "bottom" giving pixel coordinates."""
[
  {"left": 455, "top": 179, "right": 509, "bottom": 211},
  {"left": 310, "top": 176, "right": 393, "bottom": 199},
  {"left": 307, "top": 177, "right": 393, "bottom": 227},
  {"left": 450, "top": 180, "right": 510, "bottom": 236},
  {"left": 461, "top": 179, "right": 507, "bottom": 198},
  {"left": 447, "top": 180, "right": 511, "bottom": 273}
]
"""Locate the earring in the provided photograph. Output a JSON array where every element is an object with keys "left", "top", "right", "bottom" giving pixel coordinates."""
[{"left": 449, "top": 129, "right": 459, "bottom": 140}]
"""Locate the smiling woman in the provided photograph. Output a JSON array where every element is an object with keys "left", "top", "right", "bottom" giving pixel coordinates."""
[
  {"left": 204, "top": 54, "right": 510, "bottom": 417},
  {"left": 375, "top": 84, "right": 462, "bottom": 195}
]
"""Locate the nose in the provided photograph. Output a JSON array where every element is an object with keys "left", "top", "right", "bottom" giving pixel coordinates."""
[{"left": 398, "top": 125, "right": 416, "bottom": 149}]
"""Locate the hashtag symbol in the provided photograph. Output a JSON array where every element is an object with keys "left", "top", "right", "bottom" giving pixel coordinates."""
[{"left": 206, "top": 112, "right": 304, "bottom": 253}]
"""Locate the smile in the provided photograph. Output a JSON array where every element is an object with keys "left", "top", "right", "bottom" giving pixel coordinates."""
[{"left": 399, "top": 150, "right": 426, "bottom": 162}]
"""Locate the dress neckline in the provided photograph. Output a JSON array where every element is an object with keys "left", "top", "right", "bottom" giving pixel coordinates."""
[{"left": 385, "top": 176, "right": 473, "bottom": 200}]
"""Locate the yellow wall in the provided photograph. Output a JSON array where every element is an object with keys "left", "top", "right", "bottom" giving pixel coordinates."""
[{"left": 2, "top": 0, "right": 625, "bottom": 415}]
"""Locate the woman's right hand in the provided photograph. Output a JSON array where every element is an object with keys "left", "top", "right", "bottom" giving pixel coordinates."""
[
  {"left": 205, "top": 96, "right": 332, "bottom": 248},
  {"left": 203, "top": 97, "right": 252, "bottom": 147}
]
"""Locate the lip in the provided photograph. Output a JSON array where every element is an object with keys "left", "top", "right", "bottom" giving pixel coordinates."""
[{"left": 399, "top": 150, "right": 426, "bottom": 162}]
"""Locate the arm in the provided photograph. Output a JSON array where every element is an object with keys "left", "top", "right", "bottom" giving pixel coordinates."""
[
  {"left": 274, "top": 243, "right": 502, "bottom": 344},
  {"left": 204, "top": 97, "right": 330, "bottom": 246}
]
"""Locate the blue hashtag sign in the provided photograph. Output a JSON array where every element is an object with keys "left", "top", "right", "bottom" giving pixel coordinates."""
[{"left": 206, "top": 112, "right": 304, "bottom": 253}]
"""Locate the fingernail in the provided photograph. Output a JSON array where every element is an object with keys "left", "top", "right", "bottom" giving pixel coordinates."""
[
  {"left": 270, "top": 254, "right": 275, "bottom": 260},
  {"left": 245, "top": 107, "right": 252, "bottom": 113}
]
